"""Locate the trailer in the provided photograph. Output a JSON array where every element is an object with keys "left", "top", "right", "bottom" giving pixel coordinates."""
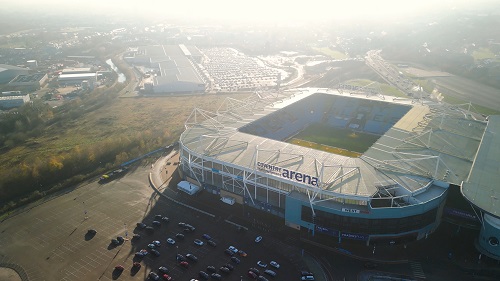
[{"left": 177, "top": 181, "right": 200, "bottom": 195}]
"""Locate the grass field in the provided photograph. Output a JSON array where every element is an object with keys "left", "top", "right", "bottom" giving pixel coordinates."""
[
  {"left": 313, "top": 47, "right": 349, "bottom": 59},
  {"left": 288, "top": 123, "right": 381, "bottom": 155}
]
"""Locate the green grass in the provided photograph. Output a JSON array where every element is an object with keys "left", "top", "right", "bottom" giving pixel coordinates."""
[
  {"left": 472, "top": 47, "right": 496, "bottom": 61},
  {"left": 344, "top": 79, "right": 406, "bottom": 98},
  {"left": 441, "top": 94, "right": 500, "bottom": 116},
  {"left": 313, "top": 47, "right": 348, "bottom": 59},
  {"left": 289, "top": 124, "right": 380, "bottom": 154}
]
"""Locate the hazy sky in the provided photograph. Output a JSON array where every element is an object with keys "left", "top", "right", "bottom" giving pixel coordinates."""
[{"left": 1, "top": 0, "right": 497, "bottom": 23}]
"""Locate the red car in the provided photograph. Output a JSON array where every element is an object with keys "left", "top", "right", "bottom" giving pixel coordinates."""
[
  {"left": 179, "top": 261, "right": 189, "bottom": 268},
  {"left": 162, "top": 273, "right": 172, "bottom": 280},
  {"left": 247, "top": 271, "right": 258, "bottom": 279}
]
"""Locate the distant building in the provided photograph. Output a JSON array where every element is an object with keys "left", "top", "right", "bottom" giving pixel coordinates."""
[
  {"left": 61, "top": 67, "right": 94, "bottom": 74},
  {"left": 58, "top": 73, "right": 97, "bottom": 86},
  {"left": 0, "top": 64, "right": 29, "bottom": 84},
  {"left": 8, "top": 73, "right": 48, "bottom": 90},
  {"left": 125, "top": 45, "right": 206, "bottom": 94},
  {"left": 0, "top": 93, "right": 30, "bottom": 109},
  {"left": 26, "top": 60, "right": 38, "bottom": 69}
]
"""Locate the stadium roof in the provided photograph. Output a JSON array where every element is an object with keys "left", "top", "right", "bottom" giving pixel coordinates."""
[
  {"left": 181, "top": 88, "right": 487, "bottom": 203},
  {"left": 462, "top": 115, "right": 500, "bottom": 217}
]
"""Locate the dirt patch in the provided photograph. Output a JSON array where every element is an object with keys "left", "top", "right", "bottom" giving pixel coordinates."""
[{"left": 0, "top": 267, "right": 22, "bottom": 281}]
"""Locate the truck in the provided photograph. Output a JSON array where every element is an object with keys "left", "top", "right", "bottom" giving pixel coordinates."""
[{"left": 98, "top": 167, "right": 127, "bottom": 183}]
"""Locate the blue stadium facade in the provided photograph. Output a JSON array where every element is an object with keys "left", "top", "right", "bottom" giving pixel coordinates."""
[{"left": 179, "top": 88, "right": 497, "bottom": 253}]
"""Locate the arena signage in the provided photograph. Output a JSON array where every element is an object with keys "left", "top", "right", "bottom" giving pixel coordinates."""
[{"left": 256, "top": 162, "right": 319, "bottom": 186}]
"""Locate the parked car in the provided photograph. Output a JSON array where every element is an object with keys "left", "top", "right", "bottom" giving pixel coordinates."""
[
  {"left": 154, "top": 214, "right": 162, "bottom": 220},
  {"left": 178, "top": 222, "right": 186, "bottom": 227},
  {"left": 166, "top": 238, "right": 175, "bottom": 245},
  {"left": 185, "top": 224, "right": 196, "bottom": 231},
  {"left": 270, "top": 261, "right": 280, "bottom": 269},
  {"left": 247, "top": 271, "right": 258, "bottom": 279},
  {"left": 148, "top": 243, "right": 156, "bottom": 249},
  {"left": 199, "top": 271, "right": 209, "bottom": 280},
  {"left": 161, "top": 216, "right": 170, "bottom": 222},
  {"left": 137, "top": 222, "right": 146, "bottom": 229},
  {"left": 145, "top": 226, "right": 154, "bottom": 233},
  {"left": 257, "top": 261, "right": 267, "bottom": 268},
  {"left": 194, "top": 239, "right": 204, "bottom": 246},
  {"left": 230, "top": 256, "right": 241, "bottom": 264},
  {"left": 152, "top": 221, "right": 161, "bottom": 226},
  {"left": 116, "top": 236, "right": 124, "bottom": 243},
  {"left": 150, "top": 249, "right": 160, "bottom": 256},
  {"left": 162, "top": 274, "right": 172, "bottom": 280},
  {"left": 132, "top": 234, "right": 141, "bottom": 240},
  {"left": 228, "top": 246, "right": 238, "bottom": 253},
  {"left": 219, "top": 266, "right": 230, "bottom": 274},
  {"left": 249, "top": 268, "right": 260, "bottom": 275},
  {"left": 224, "top": 263, "right": 234, "bottom": 271},
  {"left": 258, "top": 275, "right": 269, "bottom": 281},
  {"left": 301, "top": 275, "right": 315, "bottom": 281},
  {"left": 148, "top": 271, "right": 160, "bottom": 280},
  {"left": 202, "top": 233, "right": 212, "bottom": 240},
  {"left": 175, "top": 233, "right": 185, "bottom": 240},
  {"left": 132, "top": 262, "right": 141, "bottom": 269},
  {"left": 255, "top": 236, "right": 263, "bottom": 243},
  {"left": 87, "top": 229, "right": 97, "bottom": 235},
  {"left": 158, "top": 266, "right": 169, "bottom": 274},
  {"left": 301, "top": 271, "right": 313, "bottom": 276},
  {"left": 264, "top": 269, "right": 277, "bottom": 277},
  {"left": 186, "top": 253, "right": 198, "bottom": 262},
  {"left": 224, "top": 249, "right": 234, "bottom": 256},
  {"left": 152, "top": 240, "right": 161, "bottom": 247},
  {"left": 207, "top": 240, "right": 217, "bottom": 247},
  {"left": 206, "top": 265, "right": 217, "bottom": 273},
  {"left": 114, "top": 265, "right": 124, "bottom": 271},
  {"left": 176, "top": 254, "right": 186, "bottom": 262},
  {"left": 111, "top": 239, "right": 120, "bottom": 245},
  {"left": 211, "top": 273, "right": 222, "bottom": 280},
  {"left": 179, "top": 261, "right": 189, "bottom": 268},
  {"left": 238, "top": 250, "right": 247, "bottom": 257}
]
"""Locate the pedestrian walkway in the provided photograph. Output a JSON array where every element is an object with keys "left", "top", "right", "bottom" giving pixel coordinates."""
[{"left": 408, "top": 261, "right": 426, "bottom": 279}]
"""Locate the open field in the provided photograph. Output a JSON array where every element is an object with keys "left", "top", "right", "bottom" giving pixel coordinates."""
[
  {"left": 313, "top": 47, "right": 348, "bottom": 59},
  {"left": 288, "top": 124, "right": 380, "bottom": 154},
  {"left": 0, "top": 93, "right": 249, "bottom": 169}
]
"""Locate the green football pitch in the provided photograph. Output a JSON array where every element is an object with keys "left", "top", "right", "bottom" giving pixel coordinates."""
[{"left": 288, "top": 123, "right": 381, "bottom": 155}]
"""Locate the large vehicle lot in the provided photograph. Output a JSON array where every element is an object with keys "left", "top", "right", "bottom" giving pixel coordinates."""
[{"left": 0, "top": 156, "right": 300, "bottom": 281}]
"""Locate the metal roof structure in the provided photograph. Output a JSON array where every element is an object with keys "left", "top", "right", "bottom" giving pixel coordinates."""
[
  {"left": 180, "top": 88, "right": 488, "bottom": 207},
  {"left": 462, "top": 115, "right": 500, "bottom": 217}
]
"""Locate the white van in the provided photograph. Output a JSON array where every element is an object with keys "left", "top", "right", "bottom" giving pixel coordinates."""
[{"left": 220, "top": 196, "right": 235, "bottom": 205}]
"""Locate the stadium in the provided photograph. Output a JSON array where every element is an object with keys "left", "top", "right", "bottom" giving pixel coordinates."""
[{"left": 178, "top": 87, "right": 500, "bottom": 259}]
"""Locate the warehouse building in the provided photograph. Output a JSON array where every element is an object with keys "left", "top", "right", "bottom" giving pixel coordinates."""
[{"left": 0, "top": 64, "right": 29, "bottom": 84}]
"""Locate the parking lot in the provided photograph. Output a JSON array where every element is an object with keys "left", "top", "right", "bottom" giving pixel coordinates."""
[{"left": 0, "top": 153, "right": 304, "bottom": 281}]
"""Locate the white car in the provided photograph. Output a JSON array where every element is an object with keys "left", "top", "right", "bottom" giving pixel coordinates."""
[
  {"left": 257, "top": 260, "right": 267, "bottom": 268},
  {"left": 228, "top": 245, "right": 238, "bottom": 253},
  {"left": 166, "top": 238, "right": 175, "bottom": 245},
  {"left": 270, "top": 261, "right": 280, "bottom": 269},
  {"left": 255, "top": 236, "right": 262, "bottom": 243},
  {"left": 194, "top": 239, "right": 204, "bottom": 246}
]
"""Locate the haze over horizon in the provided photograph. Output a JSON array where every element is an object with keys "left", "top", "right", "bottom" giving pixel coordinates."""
[{"left": 1, "top": 0, "right": 499, "bottom": 25}]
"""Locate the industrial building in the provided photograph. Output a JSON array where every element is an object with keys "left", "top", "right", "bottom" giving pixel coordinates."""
[
  {"left": 58, "top": 72, "right": 97, "bottom": 86},
  {"left": 125, "top": 45, "right": 205, "bottom": 94},
  {"left": 0, "top": 64, "right": 29, "bottom": 84},
  {"left": 178, "top": 87, "right": 500, "bottom": 260},
  {"left": 7, "top": 73, "right": 48, "bottom": 90},
  {"left": 0, "top": 93, "right": 30, "bottom": 109}
]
